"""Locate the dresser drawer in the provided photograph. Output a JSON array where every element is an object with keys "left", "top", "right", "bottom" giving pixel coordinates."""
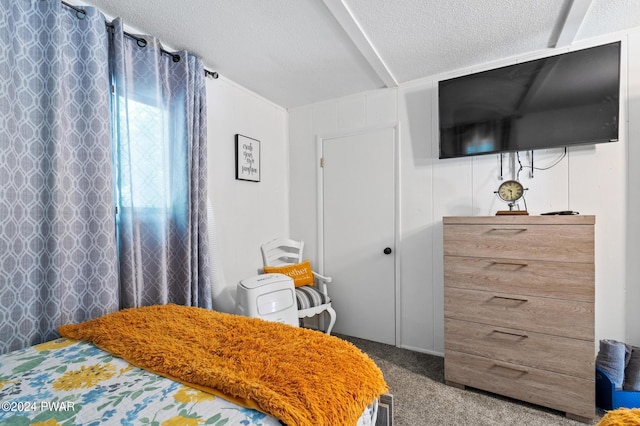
[
  {"left": 445, "top": 318, "right": 594, "bottom": 379},
  {"left": 443, "top": 224, "right": 594, "bottom": 263},
  {"left": 445, "top": 351, "right": 594, "bottom": 419},
  {"left": 444, "top": 256, "right": 594, "bottom": 302},
  {"left": 444, "top": 287, "right": 594, "bottom": 340}
]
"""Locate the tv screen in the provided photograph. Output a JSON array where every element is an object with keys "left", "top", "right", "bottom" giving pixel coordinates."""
[{"left": 438, "top": 42, "right": 620, "bottom": 159}]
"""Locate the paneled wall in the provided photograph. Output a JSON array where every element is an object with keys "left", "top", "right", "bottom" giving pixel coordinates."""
[
  {"left": 627, "top": 31, "right": 640, "bottom": 345},
  {"left": 205, "top": 76, "right": 289, "bottom": 312},
  {"left": 289, "top": 32, "right": 640, "bottom": 354}
]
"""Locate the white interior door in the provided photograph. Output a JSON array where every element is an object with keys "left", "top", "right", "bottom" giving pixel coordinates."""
[{"left": 321, "top": 127, "right": 396, "bottom": 345}]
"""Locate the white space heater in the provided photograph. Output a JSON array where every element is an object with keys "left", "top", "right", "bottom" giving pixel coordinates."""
[{"left": 235, "top": 273, "right": 298, "bottom": 327}]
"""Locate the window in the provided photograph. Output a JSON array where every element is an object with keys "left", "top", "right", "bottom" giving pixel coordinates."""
[{"left": 116, "top": 97, "right": 169, "bottom": 209}]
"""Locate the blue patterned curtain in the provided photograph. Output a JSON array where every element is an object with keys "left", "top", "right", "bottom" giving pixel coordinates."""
[
  {"left": 0, "top": 2, "right": 119, "bottom": 354},
  {"left": 109, "top": 19, "right": 211, "bottom": 309}
]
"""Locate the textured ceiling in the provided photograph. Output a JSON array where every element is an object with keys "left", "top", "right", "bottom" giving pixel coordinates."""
[{"left": 75, "top": 0, "right": 640, "bottom": 109}]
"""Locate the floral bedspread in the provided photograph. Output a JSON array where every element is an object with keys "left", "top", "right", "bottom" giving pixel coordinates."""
[{"left": 0, "top": 339, "right": 283, "bottom": 426}]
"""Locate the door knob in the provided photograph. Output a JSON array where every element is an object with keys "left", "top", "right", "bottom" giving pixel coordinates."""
[{"left": 383, "top": 247, "right": 392, "bottom": 255}]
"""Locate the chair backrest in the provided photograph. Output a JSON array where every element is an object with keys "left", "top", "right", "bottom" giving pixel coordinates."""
[
  {"left": 261, "top": 237, "right": 333, "bottom": 308},
  {"left": 261, "top": 238, "right": 304, "bottom": 267}
]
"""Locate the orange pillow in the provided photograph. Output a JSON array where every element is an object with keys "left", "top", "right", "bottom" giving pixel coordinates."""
[{"left": 263, "top": 260, "right": 314, "bottom": 287}]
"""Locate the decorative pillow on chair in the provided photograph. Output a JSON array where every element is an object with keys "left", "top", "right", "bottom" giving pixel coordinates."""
[{"left": 264, "top": 260, "right": 314, "bottom": 287}]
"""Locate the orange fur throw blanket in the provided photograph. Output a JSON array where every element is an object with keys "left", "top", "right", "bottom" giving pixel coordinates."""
[
  {"left": 598, "top": 408, "right": 640, "bottom": 425},
  {"left": 58, "top": 304, "right": 388, "bottom": 426}
]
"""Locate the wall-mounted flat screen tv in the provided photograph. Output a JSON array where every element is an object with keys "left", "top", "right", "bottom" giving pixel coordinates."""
[{"left": 438, "top": 41, "right": 620, "bottom": 159}]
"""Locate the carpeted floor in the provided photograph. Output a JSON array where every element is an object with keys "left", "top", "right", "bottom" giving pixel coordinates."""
[{"left": 339, "top": 334, "right": 601, "bottom": 426}]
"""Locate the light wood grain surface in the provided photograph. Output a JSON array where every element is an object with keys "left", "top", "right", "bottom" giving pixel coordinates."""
[{"left": 443, "top": 215, "right": 595, "bottom": 422}]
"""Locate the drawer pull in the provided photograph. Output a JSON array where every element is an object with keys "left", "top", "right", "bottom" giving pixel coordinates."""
[
  {"left": 491, "top": 261, "right": 529, "bottom": 267},
  {"left": 489, "top": 227, "right": 528, "bottom": 232},
  {"left": 492, "top": 362, "right": 529, "bottom": 375},
  {"left": 490, "top": 295, "right": 528, "bottom": 303},
  {"left": 492, "top": 329, "right": 529, "bottom": 339}
]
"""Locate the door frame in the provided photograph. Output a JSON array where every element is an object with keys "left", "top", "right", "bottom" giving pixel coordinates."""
[{"left": 316, "top": 123, "right": 402, "bottom": 346}]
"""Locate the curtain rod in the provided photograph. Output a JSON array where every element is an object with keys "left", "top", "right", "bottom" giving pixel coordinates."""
[{"left": 61, "top": 1, "right": 218, "bottom": 79}]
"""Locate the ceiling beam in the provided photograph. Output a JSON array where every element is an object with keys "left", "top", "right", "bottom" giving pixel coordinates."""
[
  {"left": 322, "top": 0, "right": 398, "bottom": 88},
  {"left": 552, "top": 0, "right": 593, "bottom": 48}
]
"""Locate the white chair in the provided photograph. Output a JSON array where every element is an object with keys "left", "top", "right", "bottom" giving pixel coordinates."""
[{"left": 260, "top": 238, "right": 336, "bottom": 334}]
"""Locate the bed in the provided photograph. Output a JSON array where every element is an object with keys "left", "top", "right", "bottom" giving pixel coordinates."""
[{"left": 0, "top": 304, "right": 388, "bottom": 425}]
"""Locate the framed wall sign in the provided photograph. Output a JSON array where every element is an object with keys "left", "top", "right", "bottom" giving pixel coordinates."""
[{"left": 235, "top": 134, "right": 260, "bottom": 182}]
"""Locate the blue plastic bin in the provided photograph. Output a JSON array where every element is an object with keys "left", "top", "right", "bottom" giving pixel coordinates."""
[{"left": 596, "top": 367, "right": 640, "bottom": 410}]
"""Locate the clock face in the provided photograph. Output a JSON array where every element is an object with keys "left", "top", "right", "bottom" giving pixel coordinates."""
[{"left": 497, "top": 180, "right": 524, "bottom": 202}]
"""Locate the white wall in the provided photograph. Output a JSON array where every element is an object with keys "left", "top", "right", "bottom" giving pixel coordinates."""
[
  {"left": 206, "top": 76, "right": 289, "bottom": 311},
  {"left": 289, "top": 31, "right": 640, "bottom": 354},
  {"left": 627, "top": 31, "right": 640, "bottom": 345}
]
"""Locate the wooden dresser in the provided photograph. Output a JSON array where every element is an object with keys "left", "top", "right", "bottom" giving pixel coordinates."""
[{"left": 443, "top": 215, "right": 595, "bottom": 422}]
